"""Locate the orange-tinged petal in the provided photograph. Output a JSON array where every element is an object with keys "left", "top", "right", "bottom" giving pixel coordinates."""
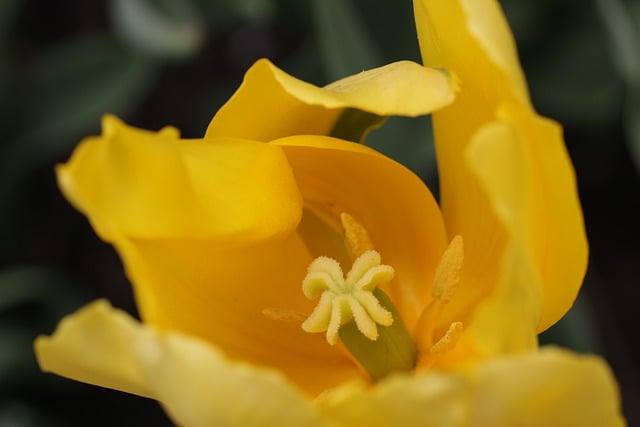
[
  {"left": 413, "top": 0, "right": 587, "bottom": 337},
  {"left": 321, "top": 348, "right": 625, "bottom": 427},
  {"left": 206, "top": 59, "right": 457, "bottom": 141},
  {"left": 273, "top": 135, "right": 448, "bottom": 331},
  {"left": 118, "top": 233, "right": 360, "bottom": 396},
  {"left": 35, "top": 301, "right": 329, "bottom": 427},
  {"left": 56, "top": 119, "right": 449, "bottom": 395},
  {"left": 57, "top": 116, "right": 359, "bottom": 395}
]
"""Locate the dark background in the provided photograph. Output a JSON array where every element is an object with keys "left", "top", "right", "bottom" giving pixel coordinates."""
[{"left": 1, "top": 0, "right": 638, "bottom": 425}]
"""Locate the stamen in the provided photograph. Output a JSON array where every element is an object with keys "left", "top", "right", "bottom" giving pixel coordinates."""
[
  {"left": 261, "top": 308, "right": 307, "bottom": 323},
  {"left": 415, "top": 235, "right": 464, "bottom": 351},
  {"left": 301, "top": 250, "right": 394, "bottom": 345},
  {"left": 431, "top": 235, "right": 463, "bottom": 304},
  {"left": 340, "top": 212, "right": 374, "bottom": 260},
  {"left": 429, "top": 321, "right": 463, "bottom": 355}
]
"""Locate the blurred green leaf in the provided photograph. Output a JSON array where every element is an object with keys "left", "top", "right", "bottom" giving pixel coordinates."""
[
  {"left": 190, "top": 0, "right": 277, "bottom": 29},
  {"left": 0, "top": 327, "right": 38, "bottom": 388},
  {"left": 110, "top": 0, "right": 205, "bottom": 59},
  {"left": 0, "top": 401, "right": 49, "bottom": 427},
  {"left": 189, "top": 0, "right": 245, "bottom": 30},
  {"left": 539, "top": 293, "right": 601, "bottom": 354},
  {"left": 500, "top": 0, "right": 545, "bottom": 47},
  {"left": 0, "top": 0, "right": 22, "bottom": 41},
  {"left": 594, "top": 0, "right": 640, "bottom": 171},
  {"left": 229, "top": 0, "right": 275, "bottom": 23},
  {"left": 351, "top": 0, "right": 421, "bottom": 62},
  {"left": 632, "top": 0, "right": 640, "bottom": 29},
  {"left": 594, "top": 0, "right": 640, "bottom": 84},
  {"left": 25, "top": 36, "right": 154, "bottom": 136},
  {"left": 329, "top": 108, "right": 385, "bottom": 143},
  {"left": 626, "top": 86, "right": 640, "bottom": 171},
  {"left": 310, "top": 0, "right": 383, "bottom": 80},
  {"left": 0, "top": 266, "right": 82, "bottom": 318},
  {"left": 0, "top": 0, "right": 20, "bottom": 138},
  {"left": 0, "top": 36, "right": 157, "bottom": 200},
  {"left": 366, "top": 116, "right": 438, "bottom": 185},
  {"left": 0, "top": 267, "right": 83, "bottom": 391},
  {"left": 526, "top": 26, "right": 623, "bottom": 128}
]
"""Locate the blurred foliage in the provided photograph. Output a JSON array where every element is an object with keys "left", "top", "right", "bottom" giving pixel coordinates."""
[{"left": 0, "top": 0, "right": 638, "bottom": 425}]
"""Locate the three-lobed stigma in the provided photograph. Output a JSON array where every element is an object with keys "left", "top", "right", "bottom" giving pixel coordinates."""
[{"left": 301, "top": 250, "right": 395, "bottom": 345}]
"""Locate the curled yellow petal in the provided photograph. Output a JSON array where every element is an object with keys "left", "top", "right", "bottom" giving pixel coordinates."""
[
  {"left": 58, "top": 115, "right": 302, "bottom": 242},
  {"left": 34, "top": 300, "right": 151, "bottom": 398},
  {"left": 206, "top": 59, "right": 457, "bottom": 142},
  {"left": 35, "top": 301, "right": 328, "bottom": 427},
  {"left": 57, "top": 116, "right": 360, "bottom": 396},
  {"left": 413, "top": 0, "right": 588, "bottom": 341}
]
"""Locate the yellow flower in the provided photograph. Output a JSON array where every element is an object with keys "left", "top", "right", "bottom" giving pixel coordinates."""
[{"left": 35, "top": 1, "right": 625, "bottom": 426}]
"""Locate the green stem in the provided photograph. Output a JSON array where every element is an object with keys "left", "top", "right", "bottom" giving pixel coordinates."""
[{"left": 338, "top": 288, "right": 417, "bottom": 381}]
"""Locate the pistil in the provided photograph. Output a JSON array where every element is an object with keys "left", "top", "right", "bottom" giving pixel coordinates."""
[
  {"left": 301, "top": 213, "right": 417, "bottom": 380},
  {"left": 301, "top": 250, "right": 395, "bottom": 345}
]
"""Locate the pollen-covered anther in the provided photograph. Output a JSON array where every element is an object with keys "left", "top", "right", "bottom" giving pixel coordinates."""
[
  {"left": 415, "top": 235, "right": 465, "bottom": 351},
  {"left": 301, "top": 250, "right": 395, "bottom": 345},
  {"left": 431, "top": 235, "right": 464, "bottom": 304},
  {"left": 429, "top": 321, "right": 463, "bottom": 355},
  {"left": 340, "top": 212, "right": 374, "bottom": 260}
]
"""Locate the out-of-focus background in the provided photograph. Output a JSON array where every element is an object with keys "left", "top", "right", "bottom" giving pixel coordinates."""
[{"left": 1, "top": 0, "right": 638, "bottom": 425}]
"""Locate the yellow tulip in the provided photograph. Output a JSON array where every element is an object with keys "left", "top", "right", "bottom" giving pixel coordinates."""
[{"left": 35, "top": 0, "right": 625, "bottom": 426}]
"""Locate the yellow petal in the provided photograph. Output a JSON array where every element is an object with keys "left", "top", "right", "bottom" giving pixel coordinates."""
[
  {"left": 414, "top": 0, "right": 529, "bottom": 107},
  {"left": 451, "top": 118, "right": 544, "bottom": 354},
  {"left": 57, "top": 116, "right": 358, "bottom": 395},
  {"left": 34, "top": 300, "right": 151, "bottom": 398},
  {"left": 465, "top": 106, "right": 588, "bottom": 352},
  {"left": 57, "top": 115, "right": 302, "bottom": 242},
  {"left": 206, "top": 59, "right": 457, "bottom": 141},
  {"left": 466, "top": 348, "right": 626, "bottom": 427},
  {"left": 35, "top": 301, "right": 328, "bottom": 427},
  {"left": 111, "top": 220, "right": 359, "bottom": 397},
  {"left": 321, "top": 375, "right": 468, "bottom": 427},
  {"left": 119, "top": 135, "right": 447, "bottom": 395},
  {"left": 413, "top": 0, "right": 588, "bottom": 336},
  {"left": 321, "top": 348, "right": 625, "bottom": 427},
  {"left": 273, "top": 135, "right": 448, "bottom": 331}
]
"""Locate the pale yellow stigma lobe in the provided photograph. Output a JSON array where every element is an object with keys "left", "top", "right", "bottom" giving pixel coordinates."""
[{"left": 301, "top": 250, "right": 395, "bottom": 345}]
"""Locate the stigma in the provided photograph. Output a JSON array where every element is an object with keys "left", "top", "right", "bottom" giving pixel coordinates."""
[{"left": 301, "top": 250, "right": 395, "bottom": 345}]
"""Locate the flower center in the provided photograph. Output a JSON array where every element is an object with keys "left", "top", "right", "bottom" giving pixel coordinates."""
[
  {"left": 298, "top": 212, "right": 465, "bottom": 381},
  {"left": 300, "top": 213, "right": 417, "bottom": 380}
]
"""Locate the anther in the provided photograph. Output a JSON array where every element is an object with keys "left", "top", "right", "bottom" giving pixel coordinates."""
[
  {"left": 429, "top": 321, "right": 463, "bottom": 355},
  {"left": 431, "top": 235, "right": 463, "bottom": 304},
  {"left": 340, "top": 212, "right": 374, "bottom": 260},
  {"left": 415, "top": 235, "right": 464, "bottom": 351}
]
